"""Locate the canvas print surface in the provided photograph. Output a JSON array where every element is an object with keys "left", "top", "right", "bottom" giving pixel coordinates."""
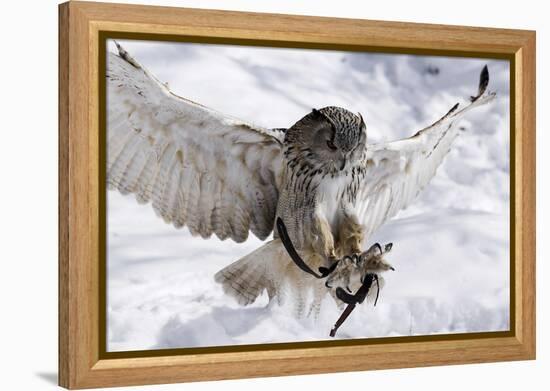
[{"left": 106, "top": 39, "right": 510, "bottom": 352}]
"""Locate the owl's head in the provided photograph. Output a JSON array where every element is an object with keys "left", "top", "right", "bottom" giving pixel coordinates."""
[{"left": 284, "top": 106, "right": 367, "bottom": 172}]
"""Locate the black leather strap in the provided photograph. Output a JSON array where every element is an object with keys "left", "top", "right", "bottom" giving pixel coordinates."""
[
  {"left": 276, "top": 217, "right": 336, "bottom": 279},
  {"left": 330, "top": 274, "right": 379, "bottom": 337}
]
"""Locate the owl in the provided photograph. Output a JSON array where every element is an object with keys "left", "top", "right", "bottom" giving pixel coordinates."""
[{"left": 107, "top": 43, "right": 495, "bottom": 315}]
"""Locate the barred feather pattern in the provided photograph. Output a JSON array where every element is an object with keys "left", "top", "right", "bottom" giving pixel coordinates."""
[
  {"left": 108, "top": 45, "right": 495, "bottom": 314},
  {"left": 350, "top": 88, "right": 496, "bottom": 240},
  {"left": 214, "top": 239, "right": 328, "bottom": 316},
  {"left": 107, "top": 44, "right": 285, "bottom": 242},
  {"left": 215, "top": 240, "right": 288, "bottom": 306},
  {"left": 202, "top": 66, "right": 494, "bottom": 313}
]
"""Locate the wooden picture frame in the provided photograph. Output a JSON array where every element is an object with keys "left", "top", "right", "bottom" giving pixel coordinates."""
[{"left": 59, "top": 1, "right": 536, "bottom": 389}]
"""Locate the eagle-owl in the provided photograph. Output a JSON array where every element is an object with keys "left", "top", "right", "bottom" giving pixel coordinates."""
[{"left": 107, "top": 43, "right": 495, "bottom": 315}]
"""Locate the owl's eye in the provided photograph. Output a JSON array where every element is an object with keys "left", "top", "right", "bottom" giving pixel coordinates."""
[{"left": 326, "top": 139, "right": 337, "bottom": 151}]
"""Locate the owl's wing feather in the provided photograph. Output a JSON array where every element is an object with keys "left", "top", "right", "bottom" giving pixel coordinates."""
[
  {"left": 353, "top": 66, "right": 496, "bottom": 239},
  {"left": 107, "top": 43, "right": 285, "bottom": 242}
]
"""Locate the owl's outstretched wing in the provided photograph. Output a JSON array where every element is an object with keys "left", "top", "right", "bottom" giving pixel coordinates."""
[
  {"left": 352, "top": 66, "right": 496, "bottom": 239},
  {"left": 107, "top": 43, "right": 285, "bottom": 242}
]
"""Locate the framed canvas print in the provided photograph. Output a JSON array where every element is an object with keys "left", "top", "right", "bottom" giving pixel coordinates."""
[{"left": 58, "top": 1, "right": 536, "bottom": 389}]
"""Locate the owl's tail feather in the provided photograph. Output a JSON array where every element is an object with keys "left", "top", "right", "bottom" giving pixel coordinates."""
[{"left": 215, "top": 239, "right": 287, "bottom": 306}]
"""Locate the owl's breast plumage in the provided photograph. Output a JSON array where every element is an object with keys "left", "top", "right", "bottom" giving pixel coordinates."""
[{"left": 275, "top": 164, "right": 355, "bottom": 251}]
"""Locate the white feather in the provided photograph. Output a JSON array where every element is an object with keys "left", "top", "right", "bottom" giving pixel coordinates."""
[
  {"left": 107, "top": 44, "right": 285, "bottom": 242},
  {"left": 353, "top": 90, "right": 496, "bottom": 239}
]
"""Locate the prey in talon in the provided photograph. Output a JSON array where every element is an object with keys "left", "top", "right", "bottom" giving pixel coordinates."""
[
  {"left": 325, "top": 242, "right": 395, "bottom": 304},
  {"left": 107, "top": 45, "right": 495, "bottom": 317}
]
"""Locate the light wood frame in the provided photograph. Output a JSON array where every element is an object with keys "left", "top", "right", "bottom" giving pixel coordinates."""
[{"left": 59, "top": 1, "right": 536, "bottom": 389}]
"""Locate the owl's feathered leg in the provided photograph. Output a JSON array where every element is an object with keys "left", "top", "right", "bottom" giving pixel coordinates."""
[
  {"left": 337, "top": 212, "right": 364, "bottom": 255},
  {"left": 307, "top": 282, "right": 326, "bottom": 319},
  {"left": 292, "top": 280, "right": 306, "bottom": 318},
  {"left": 311, "top": 212, "right": 337, "bottom": 264},
  {"left": 286, "top": 254, "right": 328, "bottom": 318}
]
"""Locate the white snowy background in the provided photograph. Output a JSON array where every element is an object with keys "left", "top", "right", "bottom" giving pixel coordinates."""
[{"left": 106, "top": 39, "right": 510, "bottom": 352}]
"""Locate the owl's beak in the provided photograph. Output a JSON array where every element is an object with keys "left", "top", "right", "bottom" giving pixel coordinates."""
[{"left": 339, "top": 157, "right": 346, "bottom": 171}]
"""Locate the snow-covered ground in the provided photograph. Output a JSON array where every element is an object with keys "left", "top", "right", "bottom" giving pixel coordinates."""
[{"left": 106, "top": 39, "right": 510, "bottom": 352}]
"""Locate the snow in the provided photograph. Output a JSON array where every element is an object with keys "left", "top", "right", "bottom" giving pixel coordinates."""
[{"left": 106, "top": 39, "right": 510, "bottom": 352}]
